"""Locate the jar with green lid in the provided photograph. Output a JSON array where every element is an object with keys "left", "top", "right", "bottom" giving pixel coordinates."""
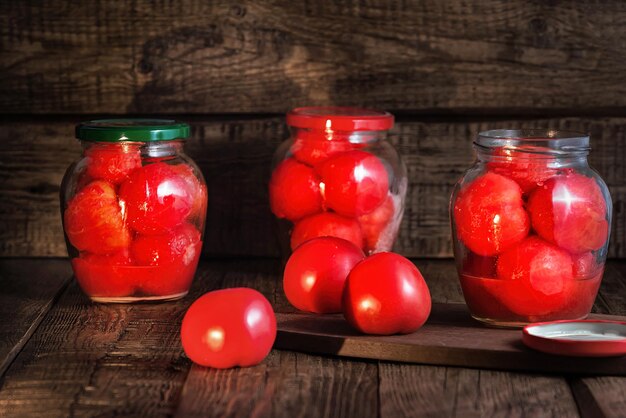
[{"left": 60, "top": 119, "right": 207, "bottom": 303}]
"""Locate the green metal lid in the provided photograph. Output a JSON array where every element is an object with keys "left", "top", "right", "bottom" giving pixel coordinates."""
[{"left": 76, "top": 119, "right": 190, "bottom": 142}]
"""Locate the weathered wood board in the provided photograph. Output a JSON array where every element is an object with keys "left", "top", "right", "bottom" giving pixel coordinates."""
[
  {"left": 275, "top": 303, "right": 626, "bottom": 376},
  {"left": 1, "top": 1, "right": 626, "bottom": 114}
]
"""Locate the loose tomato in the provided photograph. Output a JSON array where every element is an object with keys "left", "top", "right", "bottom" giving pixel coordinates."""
[
  {"left": 342, "top": 252, "right": 431, "bottom": 335},
  {"left": 64, "top": 180, "right": 131, "bottom": 254},
  {"left": 181, "top": 288, "right": 277, "bottom": 369},
  {"left": 269, "top": 158, "right": 323, "bottom": 221},
  {"left": 119, "top": 162, "right": 194, "bottom": 235},
  {"left": 290, "top": 212, "right": 363, "bottom": 250},
  {"left": 315, "top": 150, "right": 389, "bottom": 217},
  {"left": 527, "top": 172, "right": 609, "bottom": 254},
  {"left": 453, "top": 172, "right": 529, "bottom": 256},
  {"left": 283, "top": 237, "right": 365, "bottom": 313},
  {"left": 496, "top": 236, "right": 574, "bottom": 317},
  {"left": 84, "top": 144, "right": 142, "bottom": 185}
]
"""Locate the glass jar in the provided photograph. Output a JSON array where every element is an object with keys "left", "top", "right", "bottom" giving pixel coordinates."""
[
  {"left": 269, "top": 107, "right": 407, "bottom": 257},
  {"left": 450, "top": 129, "right": 612, "bottom": 327},
  {"left": 60, "top": 119, "right": 207, "bottom": 303}
]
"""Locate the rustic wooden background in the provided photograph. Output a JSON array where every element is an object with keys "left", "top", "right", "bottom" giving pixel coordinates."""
[{"left": 1, "top": 0, "right": 625, "bottom": 258}]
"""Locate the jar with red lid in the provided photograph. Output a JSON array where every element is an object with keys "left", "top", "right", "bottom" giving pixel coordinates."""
[
  {"left": 269, "top": 107, "right": 407, "bottom": 256},
  {"left": 450, "top": 129, "right": 612, "bottom": 327},
  {"left": 60, "top": 119, "right": 207, "bottom": 303}
]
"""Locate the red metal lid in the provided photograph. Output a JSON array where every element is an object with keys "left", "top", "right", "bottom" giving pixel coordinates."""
[
  {"left": 522, "top": 320, "right": 626, "bottom": 357},
  {"left": 286, "top": 107, "right": 394, "bottom": 131}
]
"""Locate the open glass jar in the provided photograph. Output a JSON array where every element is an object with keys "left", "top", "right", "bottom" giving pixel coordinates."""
[
  {"left": 450, "top": 129, "right": 612, "bottom": 327},
  {"left": 269, "top": 107, "right": 407, "bottom": 257},
  {"left": 60, "top": 119, "right": 207, "bottom": 303}
]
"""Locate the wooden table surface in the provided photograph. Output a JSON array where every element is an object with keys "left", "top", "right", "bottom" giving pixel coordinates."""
[{"left": 0, "top": 258, "right": 625, "bottom": 418}]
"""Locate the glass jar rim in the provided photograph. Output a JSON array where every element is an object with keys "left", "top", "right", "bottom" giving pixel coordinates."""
[
  {"left": 76, "top": 119, "right": 190, "bottom": 142},
  {"left": 286, "top": 107, "right": 394, "bottom": 131},
  {"left": 475, "top": 129, "right": 590, "bottom": 154}
]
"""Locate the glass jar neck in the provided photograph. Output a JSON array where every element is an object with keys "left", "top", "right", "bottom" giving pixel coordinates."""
[
  {"left": 290, "top": 127, "right": 386, "bottom": 144},
  {"left": 474, "top": 129, "right": 590, "bottom": 165},
  {"left": 81, "top": 140, "right": 184, "bottom": 158},
  {"left": 475, "top": 147, "right": 589, "bottom": 168}
]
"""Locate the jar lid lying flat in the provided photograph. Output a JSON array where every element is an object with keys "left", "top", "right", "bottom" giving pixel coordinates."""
[
  {"left": 523, "top": 320, "right": 626, "bottom": 357},
  {"left": 287, "top": 107, "right": 394, "bottom": 131},
  {"left": 76, "top": 119, "right": 190, "bottom": 142}
]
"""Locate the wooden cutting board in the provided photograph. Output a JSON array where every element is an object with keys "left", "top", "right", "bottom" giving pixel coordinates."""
[{"left": 275, "top": 303, "right": 626, "bottom": 376}]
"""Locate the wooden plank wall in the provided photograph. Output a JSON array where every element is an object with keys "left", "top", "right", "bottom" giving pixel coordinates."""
[{"left": 1, "top": 1, "right": 625, "bottom": 258}]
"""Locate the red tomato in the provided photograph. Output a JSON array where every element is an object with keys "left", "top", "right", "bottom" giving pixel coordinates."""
[
  {"left": 170, "top": 163, "right": 207, "bottom": 225},
  {"left": 527, "top": 172, "right": 609, "bottom": 254},
  {"left": 458, "top": 275, "right": 514, "bottom": 322},
  {"left": 559, "top": 271, "right": 603, "bottom": 319},
  {"left": 131, "top": 223, "right": 201, "bottom": 266},
  {"left": 486, "top": 147, "right": 558, "bottom": 194},
  {"left": 283, "top": 237, "right": 365, "bottom": 313},
  {"left": 342, "top": 253, "right": 431, "bottom": 335},
  {"left": 133, "top": 240, "right": 202, "bottom": 297},
  {"left": 453, "top": 172, "right": 529, "bottom": 256},
  {"left": 64, "top": 180, "right": 131, "bottom": 254},
  {"left": 290, "top": 212, "right": 363, "bottom": 250},
  {"left": 358, "top": 194, "right": 396, "bottom": 254},
  {"left": 496, "top": 236, "right": 574, "bottom": 317},
  {"left": 316, "top": 150, "right": 389, "bottom": 217},
  {"left": 119, "top": 162, "right": 194, "bottom": 235},
  {"left": 181, "top": 288, "right": 277, "bottom": 369},
  {"left": 290, "top": 130, "right": 354, "bottom": 166},
  {"left": 461, "top": 251, "right": 498, "bottom": 278},
  {"left": 269, "top": 158, "right": 323, "bottom": 221},
  {"left": 572, "top": 252, "right": 601, "bottom": 279},
  {"left": 72, "top": 251, "right": 135, "bottom": 298},
  {"left": 84, "top": 144, "right": 142, "bottom": 185}
]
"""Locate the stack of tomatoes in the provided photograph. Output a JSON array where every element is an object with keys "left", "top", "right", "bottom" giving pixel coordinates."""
[
  {"left": 453, "top": 147, "right": 610, "bottom": 323},
  {"left": 270, "top": 131, "right": 401, "bottom": 255},
  {"left": 284, "top": 237, "right": 431, "bottom": 335},
  {"left": 63, "top": 143, "right": 207, "bottom": 300}
]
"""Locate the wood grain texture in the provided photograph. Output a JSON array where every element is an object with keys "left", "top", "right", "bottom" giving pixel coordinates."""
[
  {"left": 0, "top": 258, "right": 624, "bottom": 417},
  {"left": 275, "top": 305, "right": 626, "bottom": 375},
  {"left": 1, "top": 1, "right": 626, "bottom": 114},
  {"left": 175, "top": 351, "right": 378, "bottom": 418},
  {"left": 571, "top": 262, "right": 626, "bottom": 418},
  {"left": 0, "top": 258, "right": 71, "bottom": 377},
  {"left": 379, "top": 365, "right": 580, "bottom": 418},
  {"left": 1, "top": 116, "right": 625, "bottom": 258},
  {"left": 0, "top": 259, "right": 225, "bottom": 417}
]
